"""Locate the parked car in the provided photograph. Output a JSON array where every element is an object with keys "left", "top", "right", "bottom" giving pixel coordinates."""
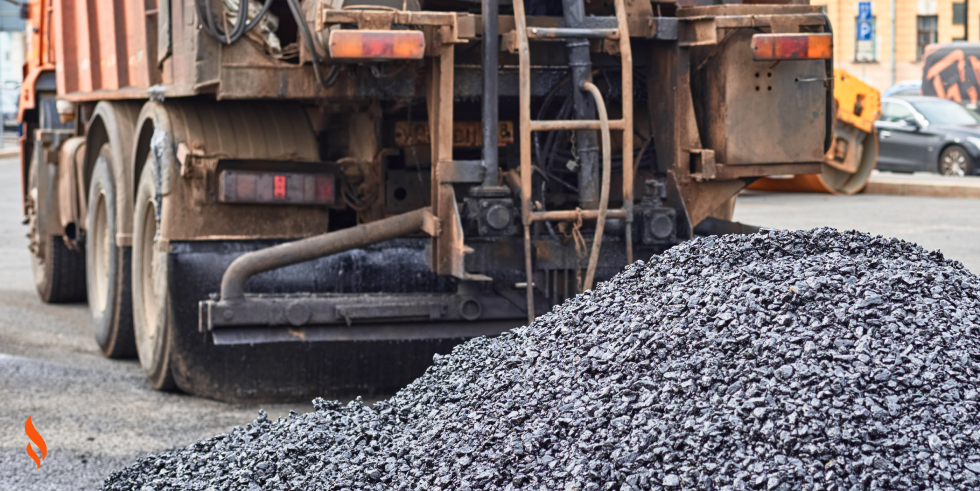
[
  {"left": 875, "top": 96, "right": 980, "bottom": 176},
  {"left": 883, "top": 80, "right": 921, "bottom": 98}
]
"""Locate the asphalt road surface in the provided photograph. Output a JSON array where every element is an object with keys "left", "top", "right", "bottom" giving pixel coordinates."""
[
  {"left": 3, "top": 151, "right": 980, "bottom": 490},
  {"left": 734, "top": 191, "right": 980, "bottom": 273},
  {"left": 0, "top": 157, "right": 312, "bottom": 490}
]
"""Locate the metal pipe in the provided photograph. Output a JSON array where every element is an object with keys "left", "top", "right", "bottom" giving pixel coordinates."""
[
  {"left": 220, "top": 208, "right": 434, "bottom": 302},
  {"left": 530, "top": 208, "right": 626, "bottom": 222},
  {"left": 482, "top": 0, "right": 499, "bottom": 187},
  {"left": 527, "top": 27, "right": 618, "bottom": 39},
  {"left": 581, "top": 81, "right": 611, "bottom": 293},
  {"left": 561, "top": 0, "right": 599, "bottom": 210},
  {"left": 530, "top": 119, "right": 627, "bottom": 131}
]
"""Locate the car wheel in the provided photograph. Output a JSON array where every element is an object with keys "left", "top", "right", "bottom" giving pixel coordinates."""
[{"left": 939, "top": 145, "right": 974, "bottom": 176}]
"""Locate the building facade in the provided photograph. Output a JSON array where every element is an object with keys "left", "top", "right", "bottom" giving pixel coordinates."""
[{"left": 812, "top": 0, "right": 976, "bottom": 91}]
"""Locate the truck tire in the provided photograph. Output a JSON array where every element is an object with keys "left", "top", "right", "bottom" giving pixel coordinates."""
[
  {"left": 86, "top": 144, "right": 136, "bottom": 358},
  {"left": 132, "top": 158, "right": 175, "bottom": 390},
  {"left": 27, "top": 160, "right": 87, "bottom": 303}
]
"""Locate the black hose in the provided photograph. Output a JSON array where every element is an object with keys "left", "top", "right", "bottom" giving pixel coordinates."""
[
  {"left": 285, "top": 0, "right": 341, "bottom": 89},
  {"left": 197, "top": 0, "right": 273, "bottom": 44}
]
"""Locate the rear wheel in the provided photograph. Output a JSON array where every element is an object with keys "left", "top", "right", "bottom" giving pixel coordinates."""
[
  {"left": 939, "top": 145, "right": 974, "bottom": 176},
  {"left": 26, "top": 160, "right": 86, "bottom": 303},
  {"left": 86, "top": 144, "right": 136, "bottom": 358},
  {"left": 132, "top": 159, "right": 175, "bottom": 390}
]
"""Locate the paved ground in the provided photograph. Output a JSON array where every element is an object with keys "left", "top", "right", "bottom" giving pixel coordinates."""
[
  {"left": 0, "top": 157, "right": 313, "bottom": 490},
  {"left": 734, "top": 191, "right": 980, "bottom": 273}
]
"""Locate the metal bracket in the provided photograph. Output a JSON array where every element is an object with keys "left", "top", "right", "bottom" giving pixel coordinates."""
[
  {"left": 688, "top": 148, "right": 717, "bottom": 180},
  {"left": 649, "top": 17, "right": 678, "bottom": 40},
  {"left": 438, "top": 160, "right": 486, "bottom": 184}
]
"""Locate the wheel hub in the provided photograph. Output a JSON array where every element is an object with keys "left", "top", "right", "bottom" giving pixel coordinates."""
[{"left": 92, "top": 192, "right": 110, "bottom": 313}]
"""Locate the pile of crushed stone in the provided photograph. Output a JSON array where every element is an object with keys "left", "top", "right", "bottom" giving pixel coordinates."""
[{"left": 104, "top": 228, "right": 980, "bottom": 491}]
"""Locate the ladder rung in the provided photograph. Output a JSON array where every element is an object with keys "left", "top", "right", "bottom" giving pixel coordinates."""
[
  {"left": 526, "top": 27, "right": 619, "bottom": 40},
  {"left": 529, "top": 208, "right": 627, "bottom": 223},
  {"left": 530, "top": 119, "right": 627, "bottom": 132}
]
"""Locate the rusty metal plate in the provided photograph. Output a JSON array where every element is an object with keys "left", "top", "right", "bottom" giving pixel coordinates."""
[
  {"left": 394, "top": 121, "right": 515, "bottom": 147},
  {"left": 721, "top": 30, "right": 826, "bottom": 165},
  {"left": 386, "top": 169, "right": 431, "bottom": 215}
]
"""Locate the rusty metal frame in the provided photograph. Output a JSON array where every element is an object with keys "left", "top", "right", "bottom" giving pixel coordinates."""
[
  {"left": 514, "top": 0, "right": 633, "bottom": 321},
  {"left": 423, "top": 25, "right": 491, "bottom": 283}
]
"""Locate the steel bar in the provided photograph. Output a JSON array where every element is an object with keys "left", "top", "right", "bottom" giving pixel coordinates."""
[
  {"left": 529, "top": 119, "right": 627, "bottom": 131},
  {"left": 529, "top": 208, "right": 626, "bottom": 222},
  {"left": 513, "top": 0, "right": 534, "bottom": 322},
  {"left": 211, "top": 320, "right": 517, "bottom": 345},
  {"left": 220, "top": 208, "right": 435, "bottom": 302},
  {"left": 526, "top": 27, "right": 618, "bottom": 39},
  {"left": 613, "top": 0, "right": 634, "bottom": 265}
]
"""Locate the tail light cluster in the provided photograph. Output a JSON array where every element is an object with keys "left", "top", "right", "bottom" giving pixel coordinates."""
[
  {"left": 751, "top": 33, "right": 833, "bottom": 61},
  {"left": 328, "top": 30, "right": 425, "bottom": 60},
  {"left": 218, "top": 170, "right": 337, "bottom": 206}
]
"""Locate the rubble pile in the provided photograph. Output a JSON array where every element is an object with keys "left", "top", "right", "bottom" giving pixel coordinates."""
[{"left": 105, "top": 229, "right": 980, "bottom": 491}]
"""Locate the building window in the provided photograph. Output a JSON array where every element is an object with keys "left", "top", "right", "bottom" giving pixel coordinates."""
[
  {"left": 953, "top": 3, "right": 967, "bottom": 41},
  {"left": 917, "top": 16, "right": 939, "bottom": 60}
]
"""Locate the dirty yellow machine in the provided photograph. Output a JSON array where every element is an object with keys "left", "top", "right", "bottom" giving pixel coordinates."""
[{"left": 749, "top": 70, "right": 880, "bottom": 195}]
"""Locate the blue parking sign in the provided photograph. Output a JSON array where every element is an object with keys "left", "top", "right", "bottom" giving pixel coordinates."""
[
  {"left": 858, "top": 2, "right": 872, "bottom": 20},
  {"left": 857, "top": 20, "right": 873, "bottom": 40}
]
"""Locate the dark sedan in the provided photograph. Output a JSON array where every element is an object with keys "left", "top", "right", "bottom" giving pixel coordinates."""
[{"left": 875, "top": 96, "right": 980, "bottom": 176}]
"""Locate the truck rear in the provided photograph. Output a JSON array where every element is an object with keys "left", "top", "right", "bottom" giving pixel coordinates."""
[{"left": 20, "top": 0, "right": 833, "bottom": 401}]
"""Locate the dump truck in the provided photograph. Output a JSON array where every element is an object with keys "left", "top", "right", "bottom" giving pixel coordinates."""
[{"left": 20, "top": 0, "right": 834, "bottom": 401}]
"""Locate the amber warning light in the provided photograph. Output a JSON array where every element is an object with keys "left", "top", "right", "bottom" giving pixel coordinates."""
[
  {"left": 219, "top": 170, "right": 336, "bottom": 205},
  {"left": 329, "top": 30, "right": 425, "bottom": 60},
  {"left": 751, "top": 33, "right": 832, "bottom": 61}
]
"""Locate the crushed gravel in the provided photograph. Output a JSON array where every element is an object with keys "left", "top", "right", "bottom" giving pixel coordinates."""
[{"left": 103, "top": 228, "right": 980, "bottom": 490}]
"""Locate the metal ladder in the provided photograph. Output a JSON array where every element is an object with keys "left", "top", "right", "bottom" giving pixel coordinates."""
[{"left": 512, "top": 0, "right": 635, "bottom": 322}]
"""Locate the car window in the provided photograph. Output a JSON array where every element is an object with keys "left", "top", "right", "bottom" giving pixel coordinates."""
[
  {"left": 912, "top": 99, "right": 980, "bottom": 125},
  {"left": 881, "top": 102, "right": 913, "bottom": 122}
]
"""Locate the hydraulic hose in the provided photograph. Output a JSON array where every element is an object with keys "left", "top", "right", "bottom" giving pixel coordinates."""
[
  {"left": 197, "top": 0, "right": 274, "bottom": 44},
  {"left": 285, "top": 0, "right": 341, "bottom": 89},
  {"left": 581, "top": 81, "right": 611, "bottom": 292}
]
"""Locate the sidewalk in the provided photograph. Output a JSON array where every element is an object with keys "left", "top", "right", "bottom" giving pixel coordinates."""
[{"left": 864, "top": 170, "right": 980, "bottom": 198}]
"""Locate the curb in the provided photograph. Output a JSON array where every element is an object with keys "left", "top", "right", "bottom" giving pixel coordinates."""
[
  {"left": 0, "top": 147, "right": 18, "bottom": 158},
  {"left": 864, "top": 172, "right": 980, "bottom": 199}
]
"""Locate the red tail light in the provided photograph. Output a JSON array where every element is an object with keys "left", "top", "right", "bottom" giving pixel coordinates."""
[
  {"left": 219, "top": 170, "right": 336, "bottom": 205},
  {"left": 751, "top": 33, "right": 833, "bottom": 61}
]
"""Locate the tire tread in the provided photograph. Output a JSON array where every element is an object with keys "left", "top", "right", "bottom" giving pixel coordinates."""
[{"left": 41, "top": 237, "right": 87, "bottom": 303}]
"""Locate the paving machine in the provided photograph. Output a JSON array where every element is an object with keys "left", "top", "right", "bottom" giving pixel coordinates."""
[{"left": 21, "top": 0, "right": 834, "bottom": 401}]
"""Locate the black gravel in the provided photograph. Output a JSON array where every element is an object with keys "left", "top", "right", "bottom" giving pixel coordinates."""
[{"left": 104, "top": 228, "right": 980, "bottom": 490}]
